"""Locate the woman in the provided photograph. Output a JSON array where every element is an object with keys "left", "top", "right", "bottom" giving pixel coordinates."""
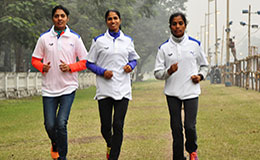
[
  {"left": 86, "top": 9, "right": 140, "bottom": 160},
  {"left": 31, "top": 5, "right": 88, "bottom": 160},
  {"left": 154, "top": 12, "right": 208, "bottom": 160}
]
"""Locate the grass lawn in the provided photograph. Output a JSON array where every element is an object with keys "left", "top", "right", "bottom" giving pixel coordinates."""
[{"left": 0, "top": 80, "right": 260, "bottom": 160}]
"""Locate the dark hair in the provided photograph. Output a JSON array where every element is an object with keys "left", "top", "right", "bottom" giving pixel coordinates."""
[
  {"left": 169, "top": 12, "right": 187, "bottom": 26},
  {"left": 52, "top": 5, "right": 70, "bottom": 17},
  {"left": 105, "top": 9, "right": 121, "bottom": 21}
]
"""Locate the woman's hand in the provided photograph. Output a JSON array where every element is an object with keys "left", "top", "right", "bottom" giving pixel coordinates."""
[
  {"left": 167, "top": 63, "right": 178, "bottom": 75},
  {"left": 104, "top": 70, "right": 113, "bottom": 79},
  {"left": 191, "top": 75, "right": 201, "bottom": 84},
  {"left": 43, "top": 62, "right": 51, "bottom": 73},
  {"left": 123, "top": 65, "right": 132, "bottom": 73},
  {"left": 59, "top": 60, "right": 71, "bottom": 72}
]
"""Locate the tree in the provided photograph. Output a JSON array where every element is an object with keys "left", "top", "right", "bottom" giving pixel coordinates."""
[{"left": 0, "top": 0, "right": 57, "bottom": 72}]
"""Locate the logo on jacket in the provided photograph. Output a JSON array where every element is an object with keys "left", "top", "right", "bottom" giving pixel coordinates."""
[
  {"left": 49, "top": 43, "right": 53, "bottom": 46},
  {"left": 190, "top": 51, "right": 194, "bottom": 55},
  {"left": 70, "top": 43, "right": 74, "bottom": 47},
  {"left": 104, "top": 46, "right": 109, "bottom": 49},
  {"left": 168, "top": 53, "right": 173, "bottom": 56}
]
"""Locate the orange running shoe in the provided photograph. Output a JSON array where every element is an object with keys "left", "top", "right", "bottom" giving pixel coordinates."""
[
  {"left": 189, "top": 151, "right": 198, "bottom": 160},
  {"left": 50, "top": 144, "right": 59, "bottom": 160}
]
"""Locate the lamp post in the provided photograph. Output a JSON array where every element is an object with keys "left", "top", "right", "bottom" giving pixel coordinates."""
[
  {"left": 220, "top": 25, "right": 224, "bottom": 66},
  {"left": 207, "top": 0, "right": 214, "bottom": 66},
  {"left": 206, "top": 0, "right": 220, "bottom": 84},
  {"left": 206, "top": 12, "right": 215, "bottom": 66},
  {"left": 209, "top": 0, "right": 222, "bottom": 84},
  {"left": 240, "top": 5, "right": 260, "bottom": 89},
  {"left": 206, "top": 0, "right": 220, "bottom": 68},
  {"left": 201, "top": 13, "right": 207, "bottom": 54},
  {"left": 225, "top": 0, "right": 231, "bottom": 86},
  {"left": 214, "top": 0, "right": 218, "bottom": 66}
]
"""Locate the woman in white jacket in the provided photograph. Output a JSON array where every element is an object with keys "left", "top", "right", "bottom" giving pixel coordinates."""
[
  {"left": 86, "top": 9, "right": 140, "bottom": 160},
  {"left": 32, "top": 5, "right": 88, "bottom": 160},
  {"left": 154, "top": 12, "right": 208, "bottom": 160}
]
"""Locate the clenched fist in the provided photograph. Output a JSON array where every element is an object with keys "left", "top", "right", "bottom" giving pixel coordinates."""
[
  {"left": 104, "top": 70, "right": 113, "bottom": 79},
  {"left": 191, "top": 75, "right": 201, "bottom": 84},
  {"left": 167, "top": 63, "right": 178, "bottom": 75},
  {"left": 123, "top": 65, "right": 132, "bottom": 73}
]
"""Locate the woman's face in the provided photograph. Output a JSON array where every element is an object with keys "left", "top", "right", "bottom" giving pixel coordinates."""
[
  {"left": 170, "top": 15, "right": 186, "bottom": 38},
  {"left": 106, "top": 11, "right": 121, "bottom": 32},
  {"left": 52, "top": 9, "right": 69, "bottom": 31}
]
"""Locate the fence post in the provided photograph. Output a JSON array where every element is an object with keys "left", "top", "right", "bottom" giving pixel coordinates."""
[
  {"left": 5, "top": 73, "right": 8, "bottom": 98},
  {"left": 26, "top": 72, "right": 29, "bottom": 94},
  {"left": 16, "top": 73, "right": 20, "bottom": 98},
  {"left": 243, "top": 60, "right": 245, "bottom": 88},
  {"left": 36, "top": 72, "right": 40, "bottom": 93}
]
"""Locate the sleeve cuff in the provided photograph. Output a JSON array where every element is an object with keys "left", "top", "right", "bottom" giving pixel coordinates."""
[{"left": 198, "top": 74, "right": 204, "bottom": 80}]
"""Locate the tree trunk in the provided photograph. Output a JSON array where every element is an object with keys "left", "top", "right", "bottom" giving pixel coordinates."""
[
  {"left": 15, "top": 43, "right": 24, "bottom": 72},
  {"left": 135, "top": 54, "right": 151, "bottom": 81},
  {"left": 4, "top": 44, "right": 12, "bottom": 72},
  {"left": 136, "top": 62, "right": 144, "bottom": 81}
]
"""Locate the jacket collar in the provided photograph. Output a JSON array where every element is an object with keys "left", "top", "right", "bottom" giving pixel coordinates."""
[
  {"left": 50, "top": 25, "right": 71, "bottom": 38},
  {"left": 109, "top": 30, "right": 120, "bottom": 39},
  {"left": 106, "top": 29, "right": 124, "bottom": 40},
  {"left": 170, "top": 33, "right": 188, "bottom": 45}
]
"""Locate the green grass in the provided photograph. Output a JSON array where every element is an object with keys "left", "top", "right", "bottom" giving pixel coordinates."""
[
  {"left": 0, "top": 80, "right": 260, "bottom": 159},
  {"left": 198, "top": 82, "right": 260, "bottom": 160}
]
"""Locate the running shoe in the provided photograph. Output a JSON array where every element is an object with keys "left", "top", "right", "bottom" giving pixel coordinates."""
[
  {"left": 51, "top": 143, "right": 59, "bottom": 160},
  {"left": 189, "top": 151, "right": 198, "bottom": 160}
]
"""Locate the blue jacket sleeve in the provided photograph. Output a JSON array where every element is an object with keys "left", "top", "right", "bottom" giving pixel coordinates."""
[
  {"left": 127, "top": 60, "right": 137, "bottom": 70},
  {"left": 86, "top": 61, "right": 106, "bottom": 76}
]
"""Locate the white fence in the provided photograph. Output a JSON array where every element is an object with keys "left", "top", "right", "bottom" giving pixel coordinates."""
[{"left": 0, "top": 72, "right": 96, "bottom": 99}]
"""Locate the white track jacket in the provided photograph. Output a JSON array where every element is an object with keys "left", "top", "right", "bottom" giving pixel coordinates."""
[
  {"left": 87, "top": 30, "right": 140, "bottom": 100},
  {"left": 154, "top": 34, "right": 208, "bottom": 100}
]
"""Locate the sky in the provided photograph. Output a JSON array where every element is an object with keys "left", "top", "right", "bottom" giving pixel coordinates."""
[{"left": 184, "top": 0, "right": 260, "bottom": 65}]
